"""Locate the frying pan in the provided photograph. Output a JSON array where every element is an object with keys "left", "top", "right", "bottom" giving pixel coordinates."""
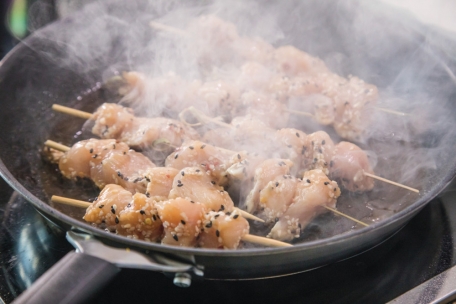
[{"left": 1, "top": 0, "right": 456, "bottom": 303}]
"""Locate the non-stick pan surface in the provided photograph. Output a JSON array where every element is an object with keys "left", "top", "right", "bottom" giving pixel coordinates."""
[{"left": 1, "top": 0, "right": 456, "bottom": 282}]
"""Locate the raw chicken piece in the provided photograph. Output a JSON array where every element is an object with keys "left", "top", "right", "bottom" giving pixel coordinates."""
[
  {"left": 117, "top": 192, "right": 163, "bottom": 241},
  {"left": 330, "top": 141, "right": 374, "bottom": 192},
  {"left": 144, "top": 167, "right": 179, "bottom": 201},
  {"left": 274, "top": 45, "right": 328, "bottom": 77},
  {"left": 268, "top": 169, "right": 341, "bottom": 241},
  {"left": 244, "top": 158, "right": 293, "bottom": 213},
  {"left": 198, "top": 210, "right": 249, "bottom": 249},
  {"left": 83, "top": 184, "right": 132, "bottom": 230},
  {"left": 259, "top": 175, "right": 298, "bottom": 223},
  {"left": 156, "top": 197, "right": 206, "bottom": 247},
  {"left": 91, "top": 103, "right": 199, "bottom": 149},
  {"left": 196, "top": 80, "right": 241, "bottom": 119},
  {"left": 302, "top": 131, "right": 335, "bottom": 175},
  {"left": 165, "top": 140, "right": 241, "bottom": 186},
  {"left": 240, "top": 91, "right": 290, "bottom": 129},
  {"left": 274, "top": 128, "right": 308, "bottom": 174},
  {"left": 168, "top": 167, "right": 235, "bottom": 212}
]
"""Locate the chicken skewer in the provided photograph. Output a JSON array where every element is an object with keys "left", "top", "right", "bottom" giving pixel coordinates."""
[
  {"left": 181, "top": 108, "right": 419, "bottom": 193},
  {"left": 51, "top": 193, "right": 291, "bottom": 248},
  {"left": 44, "top": 139, "right": 264, "bottom": 222},
  {"left": 52, "top": 103, "right": 200, "bottom": 150}
]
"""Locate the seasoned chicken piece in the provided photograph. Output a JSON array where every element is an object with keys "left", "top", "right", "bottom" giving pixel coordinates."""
[
  {"left": 244, "top": 158, "right": 293, "bottom": 213},
  {"left": 156, "top": 197, "right": 206, "bottom": 247},
  {"left": 197, "top": 80, "right": 241, "bottom": 118},
  {"left": 267, "top": 75, "right": 291, "bottom": 103},
  {"left": 302, "top": 131, "right": 335, "bottom": 175},
  {"left": 268, "top": 169, "right": 341, "bottom": 241},
  {"left": 274, "top": 128, "right": 308, "bottom": 174},
  {"left": 59, "top": 139, "right": 129, "bottom": 180},
  {"left": 274, "top": 45, "right": 328, "bottom": 77},
  {"left": 90, "top": 148, "right": 155, "bottom": 194},
  {"left": 203, "top": 115, "right": 275, "bottom": 155},
  {"left": 237, "top": 61, "right": 274, "bottom": 92},
  {"left": 83, "top": 184, "right": 132, "bottom": 230},
  {"left": 91, "top": 103, "right": 199, "bottom": 149},
  {"left": 187, "top": 14, "right": 240, "bottom": 67},
  {"left": 198, "top": 210, "right": 249, "bottom": 249},
  {"left": 331, "top": 76, "right": 378, "bottom": 141},
  {"left": 168, "top": 167, "right": 235, "bottom": 212},
  {"left": 234, "top": 37, "right": 274, "bottom": 65},
  {"left": 240, "top": 91, "right": 290, "bottom": 129},
  {"left": 144, "top": 167, "right": 179, "bottom": 201},
  {"left": 165, "top": 140, "right": 240, "bottom": 185},
  {"left": 330, "top": 141, "right": 374, "bottom": 192},
  {"left": 117, "top": 192, "right": 163, "bottom": 241},
  {"left": 259, "top": 175, "right": 298, "bottom": 223}
]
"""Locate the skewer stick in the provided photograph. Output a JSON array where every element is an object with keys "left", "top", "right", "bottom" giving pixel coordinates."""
[
  {"left": 44, "top": 140, "right": 71, "bottom": 152},
  {"left": 51, "top": 195, "right": 289, "bottom": 247},
  {"left": 45, "top": 140, "right": 262, "bottom": 222},
  {"left": 286, "top": 109, "right": 314, "bottom": 118},
  {"left": 323, "top": 206, "right": 369, "bottom": 227},
  {"left": 179, "top": 106, "right": 234, "bottom": 129},
  {"left": 374, "top": 107, "right": 409, "bottom": 117},
  {"left": 363, "top": 171, "right": 419, "bottom": 193},
  {"left": 52, "top": 104, "right": 93, "bottom": 120}
]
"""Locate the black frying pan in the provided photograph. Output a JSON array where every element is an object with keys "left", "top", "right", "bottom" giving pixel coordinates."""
[{"left": 1, "top": 0, "right": 456, "bottom": 303}]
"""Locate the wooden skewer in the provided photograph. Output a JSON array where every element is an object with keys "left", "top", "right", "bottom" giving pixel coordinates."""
[
  {"left": 51, "top": 195, "right": 290, "bottom": 247},
  {"left": 374, "top": 107, "right": 409, "bottom": 117},
  {"left": 323, "top": 206, "right": 369, "bottom": 227},
  {"left": 44, "top": 140, "right": 264, "bottom": 223},
  {"left": 363, "top": 171, "right": 419, "bottom": 193},
  {"left": 52, "top": 104, "right": 93, "bottom": 120}
]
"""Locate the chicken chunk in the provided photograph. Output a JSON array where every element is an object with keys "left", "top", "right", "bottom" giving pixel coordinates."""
[
  {"left": 117, "top": 192, "right": 163, "bottom": 241},
  {"left": 259, "top": 175, "right": 298, "bottom": 223},
  {"left": 268, "top": 169, "right": 341, "bottom": 241},
  {"left": 168, "top": 167, "right": 235, "bottom": 212},
  {"left": 83, "top": 184, "right": 132, "bottom": 230},
  {"left": 330, "top": 141, "right": 374, "bottom": 192},
  {"left": 144, "top": 167, "right": 179, "bottom": 201},
  {"left": 198, "top": 210, "right": 249, "bottom": 249},
  {"left": 156, "top": 197, "right": 206, "bottom": 247},
  {"left": 244, "top": 158, "right": 293, "bottom": 213}
]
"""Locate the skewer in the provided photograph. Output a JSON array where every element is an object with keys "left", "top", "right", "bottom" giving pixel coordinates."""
[
  {"left": 51, "top": 195, "right": 291, "bottom": 247},
  {"left": 323, "top": 206, "right": 369, "bottom": 227},
  {"left": 52, "top": 104, "right": 93, "bottom": 120},
  {"left": 363, "top": 172, "right": 419, "bottom": 193},
  {"left": 44, "top": 140, "right": 264, "bottom": 223}
]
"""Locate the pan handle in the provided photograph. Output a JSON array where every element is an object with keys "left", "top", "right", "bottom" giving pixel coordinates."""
[{"left": 13, "top": 251, "right": 120, "bottom": 304}]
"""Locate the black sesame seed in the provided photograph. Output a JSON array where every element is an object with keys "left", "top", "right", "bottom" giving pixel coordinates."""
[
  {"left": 233, "top": 214, "right": 239, "bottom": 219},
  {"left": 181, "top": 220, "right": 186, "bottom": 225},
  {"left": 123, "top": 152, "right": 126, "bottom": 155},
  {"left": 98, "top": 204, "right": 104, "bottom": 209},
  {"left": 140, "top": 210, "right": 146, "bottom": 215},
  {"left": 211, "top": 181, "right": 216, "bottom": 185},
  {"left": 206, "top": 221, "right": 212, "bottom": 228},
  {"left": 200, "top": 145, "right": 206, "bottom": 149},
  {"left": 89, "top": 148, "right": 93, "bottom": 153},
  {"left": 196, "top": 169, "right": 200, "bottom": 172},
  {"left": 172, "top": 234, "right": 179, "bottom": 241},
  {"left": 324, "top": 182, "right": 329, "bottom": 185},
  {"left": 296, "top": 132, "right": 300, "bottom": 137},
  {"left": 145, "top": 176, "right": 151, "bottom": 182},
  {"left": 237, "top": 154, "right": 241, "bottom": 160},
  {"left": 174, "top": 154, "right": 179, "bottom": 159},
  {"left": 334, "top": 188, "right": 337, "bottom": 191},
  {"left": 113, "top": 144, "right": 116, "bottom": 149},
  {"left": 275, "top": 182, "right": 279, "bottom": 187},
  {"left": 177, "top": 183, "right": 184, "bottom": 187},
  {"left": 92, "top": 154, "right": 98, "bottom": 159},
  {"left": 115, "top": 217, "right": 119, "bottom": 224},
  {"left": 322, "top": 140, "right": 326, "bottom": 145},
  {"left": 111, "top": 206, "right": 116, "bottom": 214},
  {"left": 127, "top": 203, "right": 131, "bottom": 208},
  {"left": 189, "top": 146, "right": 194, "bottom": 150},
  {"left": 214, "top": 214, "right": 220, "bottom": 218},
  {"left": 275, "top": 217, "right": 279, "bottom": 222},
  {"left": 152, "top": 214, "right": 157, "bottom": 221},
  {"left": 307, "top": 179, "right": 311, "bottom": 183},
  {"left": 190, "top": 200, "right": 195, "bottom": 204},
  {"left": 181, "top": 171, "right": 185, "bottom": 176},
  {"left": 318, "top": 148, "right": 322, "bottom": 153},
  {"left": 219, "top": 205, "right": 225, "bottom": 211},
  {"left": 216, "top": 230, "right": 220, "bottom": 237},
  {"left": 330, "top": 161, "right": 334, "bottom": 167}
]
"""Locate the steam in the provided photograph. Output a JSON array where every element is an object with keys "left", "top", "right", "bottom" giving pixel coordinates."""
[{"left": 35, "top": 0, "right": 456, "bottom": 235}]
